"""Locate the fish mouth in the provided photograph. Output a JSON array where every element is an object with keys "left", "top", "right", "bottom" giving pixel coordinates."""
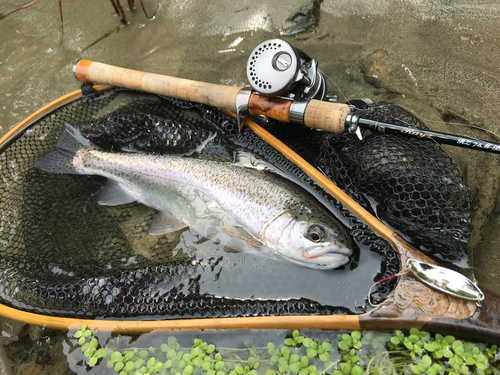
[{"left": 302, "top": 244, "right": 352, "bottom": 259}]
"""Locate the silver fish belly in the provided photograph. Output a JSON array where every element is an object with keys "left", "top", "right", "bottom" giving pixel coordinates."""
[{"left": 35, "top": 125, "right": 353, "bottom": 269}]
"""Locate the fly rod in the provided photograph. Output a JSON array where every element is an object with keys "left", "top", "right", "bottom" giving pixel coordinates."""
[{"left": 73, "top": 39, "right": 500, "bottom": 154}]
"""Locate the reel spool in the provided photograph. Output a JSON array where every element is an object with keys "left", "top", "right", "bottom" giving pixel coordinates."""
[{"left": 246, "top": 39, "right": 327, "bottom": 100}]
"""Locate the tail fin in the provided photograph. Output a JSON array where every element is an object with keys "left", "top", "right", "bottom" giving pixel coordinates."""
[{"left": 35, "top": 125, "right": 92, "bottom": 174}]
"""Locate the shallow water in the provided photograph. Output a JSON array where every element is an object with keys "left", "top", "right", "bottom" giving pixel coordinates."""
[{"left": 1, "top": 0, "right": 500, "bottom": 373}]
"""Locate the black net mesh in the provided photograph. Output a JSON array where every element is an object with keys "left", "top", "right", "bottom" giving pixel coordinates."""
[
  {"left": 317, "top": 103, "right": 472, "bottom": 263},
  {"left": 0, "top": 89, "right": 472, "bottom": 319}
]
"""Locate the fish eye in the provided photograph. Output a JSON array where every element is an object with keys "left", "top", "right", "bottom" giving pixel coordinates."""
[{"left": 307, "top": 225, "right": 324, "bottom": 242}]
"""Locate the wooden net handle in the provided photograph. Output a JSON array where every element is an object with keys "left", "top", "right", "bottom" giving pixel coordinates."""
[{"left": 74, "top": 60, "right": 349, "bottom": 134}]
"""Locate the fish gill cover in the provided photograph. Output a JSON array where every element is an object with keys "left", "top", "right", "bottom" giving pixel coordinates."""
[{"left": 0, "top": 89, "right": 471, "bottom": 319}]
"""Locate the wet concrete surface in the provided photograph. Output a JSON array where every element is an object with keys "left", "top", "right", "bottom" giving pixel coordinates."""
[{"left": 0, "top": 0, "right": 500, "bottom": 373}]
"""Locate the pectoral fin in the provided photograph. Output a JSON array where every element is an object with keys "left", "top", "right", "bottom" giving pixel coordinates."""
[
  {"left": 149, "top": 212, "right": 188, "bottom": 236},
  {"left": 216, "top": 226, "right": 262, "bottom": 248},
  {"left": 98, "top": 180, "right": 136, "bottom": 206}
]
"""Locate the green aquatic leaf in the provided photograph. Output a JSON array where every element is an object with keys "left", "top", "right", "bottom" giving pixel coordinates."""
[
  {"left": 321, "top": 342, "right": 332, "bottom": 351},
  {"left": 207, "top": 344, "right": 216, "bottom": 354},
  {"left": 409, "top": 328, "right": 420, "bottom": 336},
  {"left": 425, "top": 342, "right": 437, "bottom": 352},
  {"left": 114, "top": 361, "right": 125, "bottom": 372},
  {"left": 465, "top": 356, "right": 475, "bottom": 365},
  {"left": 94, "top": 348, "right": 105, "bottom": 359},
  {"left": 126, "top": 361, "right": 135, "bottom": 372},
  {"left": 168, "top": 336, "right": 177, "bottom": 347},
  {"left": 89, "top": 356, "right": 98, "bottom": 367},
  {"left": 455, "top": 346, "right": 465, "bottom": 356},
  {"left": 338, "top": 341, "right": 348, "bottom": 351},
  {"left": 247, "top": 356, "right": 255, "bottom": 367},
  {"left": 445, "top": 336, "right": 455, "bottom": 345},
  {"left": 194, "top": 357, "right": 203, "bottom": 367},
  {"left": 154, "top": 362, "right": 164, "bottom": 372},
  {"left": 89, "top": 337, "right": 98, "bottom": 349},
  {"left": 278, "top": 363, "right": 289, "bottom": 373},
  {"left": 290, "top": 362, "right": 301, "bottom": 373},
  {"left": 319, "top": 352, "right": 329, "bottom": 363},
  {"left": 183, "top": 365, "right": 193, "bottom": 375},
  {"left": 167, "top": 349, "right": 176, "bottom": 359},
  {"left": 268, "top": 342, "right": 275, "bottom": 353},
  {"left": 202, "top": 362, "right": 211, "bottom": 371},
  {"left": 123, "top": 351, "right": 134, "bottom": 362},
  {"left": 422, "top": 355, "right": 432, "bottom": 369},
  {"left": 411, "top": 364, "right": 422, "bottom": 374},
  {"left": 111, "top": 351, "right": 123, "bottom": 363},
  {"left": 281, "top": 346, "right": 290, "bottom": 357},
  {"left": 306, "top": 348, "right": 317, "bottom": 358},
  {"left": 278, "top": 357, "right": 288, "bottom": 365},
  {"left": 340, "top": 362, "right": 351, "bottom": 374},
  {"left": 134, "top": 358, "right": 144, "bottom": 369},
  {"left": 147, "top": 357, "right": 156, "bottom": 369}
]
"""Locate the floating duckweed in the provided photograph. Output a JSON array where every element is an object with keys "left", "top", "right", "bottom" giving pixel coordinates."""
[{"left": 72, "top": 325, "right": 500, "bottom": 374}]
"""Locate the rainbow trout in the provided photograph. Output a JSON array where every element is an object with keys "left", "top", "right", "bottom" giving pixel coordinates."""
[{"left": 35, "top": 125, "right": 353, "bottom": 269}]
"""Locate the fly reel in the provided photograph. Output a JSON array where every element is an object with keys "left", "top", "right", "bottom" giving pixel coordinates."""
[{"left": 246, "top": 39, "right": 327, "bottom": 100}]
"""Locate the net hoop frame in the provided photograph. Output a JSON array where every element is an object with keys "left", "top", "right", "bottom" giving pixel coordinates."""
[{"left": 0, "top": 86, "right": 492, "bottom": 341}]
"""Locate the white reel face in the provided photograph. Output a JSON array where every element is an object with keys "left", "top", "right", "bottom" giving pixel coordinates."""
[
  {"left": 246, "top": 39, "right": 326, "bottom": 100},
  {"left": 247, "top": 39, "right": 300, "bottom": 96}
]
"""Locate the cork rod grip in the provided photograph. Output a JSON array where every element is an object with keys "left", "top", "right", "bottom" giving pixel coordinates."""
[
  {"left": 304, "top": 100, "right": 351, "bottom": 134},
  {"left": 73, "top": 60, "right": 350, "bottom": 133},
  {"left": 73, "top": 60, "right": 241, "bottom": 111}
]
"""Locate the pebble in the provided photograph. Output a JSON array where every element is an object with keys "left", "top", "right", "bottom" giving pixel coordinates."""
[{"left": 360, "top": 49, "right": 390, "bottom": 88}]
